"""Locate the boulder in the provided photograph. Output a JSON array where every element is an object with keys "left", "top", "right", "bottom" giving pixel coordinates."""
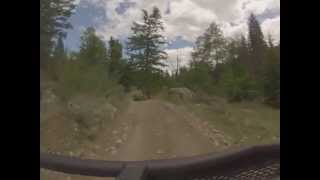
[
  {"left": 168, "top": 88, "right": 194, "bottom": 100},
  {"left": 131, "top": 90, "right": 146, "bottom": 101}
]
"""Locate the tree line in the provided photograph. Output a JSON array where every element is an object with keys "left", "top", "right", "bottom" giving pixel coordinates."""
[
  {"left": 40, "top": 0, "right": 279, "bottom": 107},
  {"left": 175, "top": 15, "right": 280, "bottom": 107}
]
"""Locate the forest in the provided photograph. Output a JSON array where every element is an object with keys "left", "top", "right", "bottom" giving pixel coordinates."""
[{"left": 40, "top": 0, "right": 279, "bottom": 108}]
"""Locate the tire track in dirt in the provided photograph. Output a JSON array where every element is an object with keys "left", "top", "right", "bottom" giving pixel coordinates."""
[
  {"left": 41, "top": 99, "right": 225, "bottom": 180},
  {"left": 104, "top": 99, "right": 220, "bottom": 161}
]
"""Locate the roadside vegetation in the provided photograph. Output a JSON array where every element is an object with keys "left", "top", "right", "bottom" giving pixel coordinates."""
[{"left": 40, "top": 0, "right": 279, "bottom": 153}]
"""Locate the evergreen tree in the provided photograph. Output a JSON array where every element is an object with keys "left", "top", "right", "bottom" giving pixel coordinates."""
[
  {"left": 238, "top": 35, "right": 250, "bottom": 69},
  {"left": 126, "top": 7, "right": 168, "bottom": 96},
  {"left": 127, "top": 7, "right": 168, "bottom": 73},
  {"left": 188, "top": 60, "right": 215, "bottom": 92},
  {"left": 119, "top": 60, "right": 134, "bottom": 92},
  {"left": 40, "top": 0, "right": 75, "bottom": 64},
  {"left": 79, "top": 27, "right": 108, "bottom": 64},
  {"left": 263, "top": 35, "right": 280, "bottom": 107},
  {"left": 247, "top": 13, "right": 267, "bottom": 78},
  {"left": 53, "top": 35, "right": 66, "bottom": 60},
  {"left": 191, "top": 22, "right": 228, "bottom": 66},
  {"left": 108, "top": 37, "right": 123, "bottom": 76},
  {"left": 188, "top": 22, "right": 228, "bottom": 92},
  {"left": 267, "top": 34, "right": 275, "bottom": 48},
  {"left": 219, "top": 38, "right": 257, "bottom": 101}
]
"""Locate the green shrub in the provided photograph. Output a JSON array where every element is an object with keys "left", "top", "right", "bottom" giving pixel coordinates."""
[
  {"left": 220, "top": 64, "right": 259, "bottom": 102},
  {"left": 53, "top": 60, "right": 118, "bottom": 100}
]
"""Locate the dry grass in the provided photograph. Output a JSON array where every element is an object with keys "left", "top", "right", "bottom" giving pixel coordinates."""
[
  {"left": 187, "top": 100, "right": 280, "bottom": 146},
  {"left": 160, "top": 91, "right": 280, "bottom": 147}
]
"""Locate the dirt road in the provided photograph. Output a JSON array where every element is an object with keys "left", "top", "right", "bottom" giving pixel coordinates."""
[
  {"left": 41, "top": 99, "right": 225, "bottom": 180},
  {"left": 104, "top": 99, "right": 218, "bottom": 161}
]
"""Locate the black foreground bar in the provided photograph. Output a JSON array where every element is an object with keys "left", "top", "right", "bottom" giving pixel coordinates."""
[{"left": 40, "top": 143, "right": 280, "bottom": 180}]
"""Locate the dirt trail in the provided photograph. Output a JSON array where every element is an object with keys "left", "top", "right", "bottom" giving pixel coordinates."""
[
  {"left": 104, "top": 99, "right": 217, "bottom": 161},
  {"left": 41, "top": 99, "right": 223, "bottom": 180}
]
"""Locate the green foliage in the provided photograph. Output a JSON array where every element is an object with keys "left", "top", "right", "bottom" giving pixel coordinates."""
[
  {"left": 79, "top": 27, "right": 108, "bottom": 64},
  {"left": 41, "top": 5, "right": 279, "bottom": 109},
  {"left": 108, "top": 37, "right": 123, "bottom": 78},
  {"left": 263, "top": 39, "right": 280, "bottom": 107},
  {"left": 179, "top": 21, "right": 228, "bottom": 95},
  {"left": 46, "top": 26, "right": 118, "bottom": 100},
  {"left": 127, "top": 7, "right": 167, "bottom": 72},
  {"left": 178, "top": 61, "right": 215, "bottom": 93},
  {"left": 175, "top": 15, "right": 279, "bottom": 107},
  {"left": 53, "top": 35, "right": 67, "bottom": 60},
  {"left": 40, "top": 0, "right": 75, "bottom": 63},
  {"left": 44, "top": 36, "right": 69, "bottom": 81},
  {"left": 127, "top": 70, "right": 165, "bottom": 97},
  {"left": 125, "top": 7, "right": 168, "bottom": 96},
  {"left": 53, "top": 59, "right": 118, "bottom": 100},
  {"left": 220, "top": 63, "right": 258, "bottom": 102},
  {"left": 213, "top": 36, "right": 259, "bottom": 102},
  {"left": 189, "top": 101, "right": 280, "bottom": 145},
  {"left": 247, "top": 13, "right": 267, "bottom": 78},
  {"left": 118, "top": 61, "right": 134, "bottom": 92},
  {"left": 191, "top": 22, "right": 228, "bottom": 65}
]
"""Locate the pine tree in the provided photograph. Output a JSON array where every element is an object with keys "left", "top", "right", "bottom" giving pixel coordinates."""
[
  {"left": 263, "top": 34, "right": 280, "bottom": 107},
  {"left": 217, "top": 37, "right": 257, "bottom": 101},
  {"left": 247, "top": 13, "right": 267, "bottom": 78},
  {"left": 189, "top": 21, "right": 228, "bottom": 91},
  {"left": 108, "top": 37, "right": 123, "bottom": 76},
  {"left": 238, "top": 35, "right": 250, "bottom": 69},
  {"left": 126, "top": 7, "right": 168, "bottom": 96},
  {"left": 40, "top": 0, "right": 75, "bottom": 64},
  {"left": 127, "top": 7, "right": 168, "bottom": 73},
  {"left": 267, "top": 34, "right": 274, "bottom": 48},
  {"left": 191, "top": 22, "right": 227, "bottom": 66},
  {"left": 53, "top": 35, "right": 66, "bottom": 60},
  {"left": 79, "top": 27, "right": 107, "bottom": 64}
]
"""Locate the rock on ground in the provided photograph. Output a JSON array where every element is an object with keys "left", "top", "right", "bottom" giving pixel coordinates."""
[{"left": 168, "top": 87, "right": 194, "bottom": 100}]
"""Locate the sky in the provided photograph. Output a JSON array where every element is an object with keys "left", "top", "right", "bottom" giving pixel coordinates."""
[{"left": 66, "top": 0, "right": 280, "bottom": 69}]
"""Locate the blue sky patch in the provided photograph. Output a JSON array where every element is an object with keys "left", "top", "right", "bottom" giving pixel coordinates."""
[
  {"left": 64, "top": 1, "right": 107, "bottom": 50},
  {"left": 115, "top": 0, "right": 136, "bottom": 15},
  {"left": 64, "top": 1, "right": 193, "bottom": 51},
  {"left": 256, "top": 8, "right": 279, "bottom": 23},
  {"left": 167, "top": 36, "right": 194, "bottom": 49}
]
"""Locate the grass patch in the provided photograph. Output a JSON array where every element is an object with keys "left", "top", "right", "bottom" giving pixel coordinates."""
[
  {"left": 148, "top": 90, "right": 279, "bottom": 146},
  {"left": 46, "top": 60, "right": 119, "bottom": 101},
  {"left": 186, "top": 99, "right": 279, "bottom": 146},
  {"left": 41, "top": 61, "right": 130, "bottom": 149}
]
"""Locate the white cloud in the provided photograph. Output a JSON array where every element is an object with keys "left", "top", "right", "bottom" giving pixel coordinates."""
[
  {"left": 81, "top": 0, "right": 218, "bottom": 42},
  {"left": 163, "top": 0, "right": 218, "bottom": 41},
  {"left": 74, "top": 0, "right": 81, "bottom": 5},
  {"left": 221, "top": 0, "right": 280, "bottom": 39},
  {"left": 262, "top": 16, "right": 280, "bottom": 43},
  {"left": 165, "top": 47, "right": 193, "bottom": 73},
  {"left": 76, "top": 0, "right": 279, "bottom": 67},
  {"left": 85, "top": 0, "right": 279, "bottom": 42}
]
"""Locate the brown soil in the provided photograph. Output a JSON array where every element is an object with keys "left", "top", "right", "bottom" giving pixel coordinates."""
[{"left": 41, "top": 99, "right": 230, "bottom": 180}]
